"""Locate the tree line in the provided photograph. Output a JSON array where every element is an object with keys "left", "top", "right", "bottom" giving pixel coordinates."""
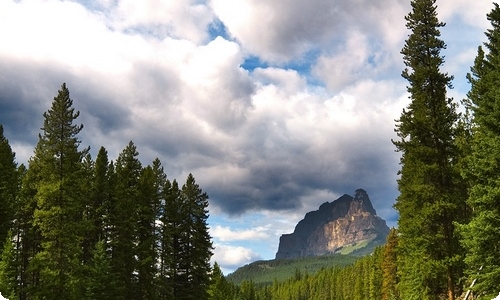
[
  {"left": 0, "top": 83, "right": 213, "bottom": 300},
  {"left": 209, "top": 229, "right": 398, "bottom": 300}
]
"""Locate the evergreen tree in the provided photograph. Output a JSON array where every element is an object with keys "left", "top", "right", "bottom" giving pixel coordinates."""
[
  {"left": 90, "top": 147, "right": 111, "bottom": 246},
  {"left": 159, "top": 178, "right": 181, "bottom": 300},
  {"left": 15, "top": 164, "right": 40, "bottom": 300},
  {"left": 136, "top": 159, "right": 165, "bottom": 300},
  {"left": 84, "top": 240, "right": 116, "bottom": 300},
  {"left": 176, "top": 174, "right": 213, "bottom": 300},
  {"left": 0, "top": 231, "right": 18, "bottom": 299},
  {"left": 0, "top": 125, "right": 18, "bottom": 251},
  {"left": 382, "top": 228, "right": 399, "bottom": 300},
  {"left": 393, "top": 1, "right": 467, "bottom": 299},
  {"left": 460, "top": 3, "right": 500, "bottom": 297},
  {"left": 30, "top": 83, "right": 88, "bottom": 300},
  {"left": 369, "top": 247, "right": 384, "bottom": 300},
  {"left": 80, "top": 152, "right": 95, "bottom": 270},
  {"left": 110, "top": 141, "right": 142, "bottom": 299},
  {"left": 207, "top": 262, "right": 234, "bottom": 300}
]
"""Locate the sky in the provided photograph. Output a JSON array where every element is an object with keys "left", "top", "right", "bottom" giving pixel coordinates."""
[{"left": 0, "top": 0, "right": 494, "bottom": 274}]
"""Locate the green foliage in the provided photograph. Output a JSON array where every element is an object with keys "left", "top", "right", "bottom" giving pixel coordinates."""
[
  {"left": 0, "top": 231, "right": 18, "bottom": 299},
  {"left": 29, "top": 83, "right": 88, "bottom": 300},
  {"left": 382, "top": 228, "right": 399, "bottom": 300},
  {"left": 393, "top": 0, "right": 467, "bottom": 299},
  {"left": 0, "top": 84, "right": 215, "bottom": 300},
  {"left": 460, "top": 3, "right": 500, "bottom": 298},
  {"left": 227, "top": 254, "right": 358, "bottom": 285},
  {"left": 84, "top": 240, "right": 116, "bottom": 300},
  {"left": 0, "top": 125, "right": 18, "bottom": 252},
  {"left": 208, "top": 262, "right": 238, "bottom": 300}
]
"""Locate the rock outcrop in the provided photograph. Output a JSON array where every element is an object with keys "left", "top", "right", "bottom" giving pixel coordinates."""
[{"left": 275, "top": 189, "right": 389, "bottom": 259}]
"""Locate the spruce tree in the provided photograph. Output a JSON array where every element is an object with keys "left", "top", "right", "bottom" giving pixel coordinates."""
[
  {"left": 136, "top": 159, "right": 165, "bottom": 300},
  {"left": 382, "top": 228, "right": 399, "bottom": 300},
  {"left": 0, "top": 231, "right": 18, "bottom": 299},
  {"left": 207, "top": 262, "right": 234, "bottom": 300},
  {"left": 111, "top": 141, "right": 142, "bottom": 299},
  {"left": 84, "top": 240, "right": 116, "bottom": 300},
  {"left": 393, "top": 0, "right": 467, "bottom": 299},
  {"left": 30, "top": 83, "right": 88, "bottom": 300},
  {"left": 176, "top": 174, "right": 213, "bottom": 300},
  {"left": 159, "top": 178, "right": 181, "bottom": 300},
  {"left": 460, "top": 4, "right": 500, "bottom": 297},
  {"left": 15, "top": 164, "right": 40, "bottom": 300},
  {"left": 0, "top": 125, "right": 18, "bottom": 251}
]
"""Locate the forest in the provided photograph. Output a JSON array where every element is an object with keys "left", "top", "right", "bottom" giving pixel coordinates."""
[
  {"left": 0, "top": 83, "right": 213, "bottom": 300},
  {"left": 2, "top": 0, "right": 500, "bottom": 299}
]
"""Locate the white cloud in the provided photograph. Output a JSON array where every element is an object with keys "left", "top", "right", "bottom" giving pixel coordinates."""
[
  {"left": 438, "top": 0, "right": 492, "bottom": 30},
  {"left": 211, "top": 225, "right": 270, "bottom": 242},
  {"left": 110, "top": 0, "right": 214, "bottom": 43},
  {"left": 212, "top": 244, "right": 261, "bottom": 273}
]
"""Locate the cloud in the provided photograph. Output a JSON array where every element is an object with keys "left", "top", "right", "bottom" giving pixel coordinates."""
[
  {"left": 211, "top": 244, "right": 261, "bottom": 273},
  {"left": 212, "top": 225, "right": 270, "bottom": 242},
  {"left": 211, "top": 0, "right": 408, "bottom": 62},
  {"left": 86, "top": 0, "right": 215, "bottom": 44}
]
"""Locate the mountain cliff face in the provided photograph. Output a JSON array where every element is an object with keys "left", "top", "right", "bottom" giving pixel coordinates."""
[{"left": 275, "top": 189, "right": 389, "bottom": 259}]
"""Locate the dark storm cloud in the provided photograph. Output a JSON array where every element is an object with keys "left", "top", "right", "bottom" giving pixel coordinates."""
[
  {"left": 0, "top": 59, "right": 73, "bottom": 145},
  {"left": 202, "top": 116, "right": 400, "bottom": 218}
]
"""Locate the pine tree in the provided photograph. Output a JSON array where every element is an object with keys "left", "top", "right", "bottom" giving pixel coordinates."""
[
  {"left": 159, "top": 178, "right": 181, "bottom": 300},
  {"left": 0, "top": 231, "right": 18, "bottom": 299},
  {"left": 84, "top": 240, "right": 116, "bottom": 300},
  {"left": 176, "top": 174, "right": 213, "bottom": 300},
  {"left": 207, "top": 262, "right": 234, "bottom": 300},
  {"left": 111, "top": 141, "right": 142, "bottom": 299},
  {"left": 460, "top": 4, "right": 500, "bottom": 297},
  {"left": 382, "top": 228, "right": 399, "bottom": 300},
  {"left": 0, "top": 125, "right": 18, "bottom": 251},
  {"left": 136, "top": 159, "right": 166, "bottom": 300},
  {"left": 30, "top": 83, "right": 88, "bottom": 299},
  {"left": 15, "top": 164, "right": 40, "bottom": 300},
  {"left": 393, "top": 1, "right": 467, "bottom": 299}
]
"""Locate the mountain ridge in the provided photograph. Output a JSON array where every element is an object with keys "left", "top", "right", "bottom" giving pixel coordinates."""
[{"left": 275, "top": 189, "right": 389, "bottom": 259}]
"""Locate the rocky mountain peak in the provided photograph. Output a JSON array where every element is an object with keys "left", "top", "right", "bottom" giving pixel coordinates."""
[{"left": 275, "top": 189, "right": 389, "bottom": 259}]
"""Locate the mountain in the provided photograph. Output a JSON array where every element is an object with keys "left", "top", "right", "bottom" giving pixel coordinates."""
[{"left": 275, "top": 189, "right": 389, "bottom": 259}]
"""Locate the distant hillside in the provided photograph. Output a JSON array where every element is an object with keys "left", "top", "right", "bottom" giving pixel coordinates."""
[{"left": 227, "top": 239, "right": 385, "bottom": 285}]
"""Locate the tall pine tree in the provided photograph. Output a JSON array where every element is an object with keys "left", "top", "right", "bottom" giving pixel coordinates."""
[
  {"left": 393, "top": 1, "right": 467, "bottom": 299},
  {"left": 30, "top": 83, "right": 88, "bottom": 300},
  {"left": 111, "top": 141, "right": 142, "bottom": 299},
  {"left": 136, "top": 159, "right": 166, "bottom": 300},
  {"left": 0, "top": 125, "right": 18, "bottom": 251},
  {"left": 460, "top": 3, "right": 500, "bottom": 297},
  {"left": 176, "top": 174, "right": 213, "bottom": 300}
]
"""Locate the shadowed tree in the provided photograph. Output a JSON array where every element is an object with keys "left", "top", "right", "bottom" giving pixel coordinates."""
[
  {"left": 110, "top": 141, "right": 142, "bottom": 299},
  {"left": 0, "top": 125, "right": 17, "bottom": 251}
]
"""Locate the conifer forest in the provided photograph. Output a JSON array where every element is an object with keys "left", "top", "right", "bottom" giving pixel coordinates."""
[{"left": 2, "top": 0, "right": 500, "bottom": 299}]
